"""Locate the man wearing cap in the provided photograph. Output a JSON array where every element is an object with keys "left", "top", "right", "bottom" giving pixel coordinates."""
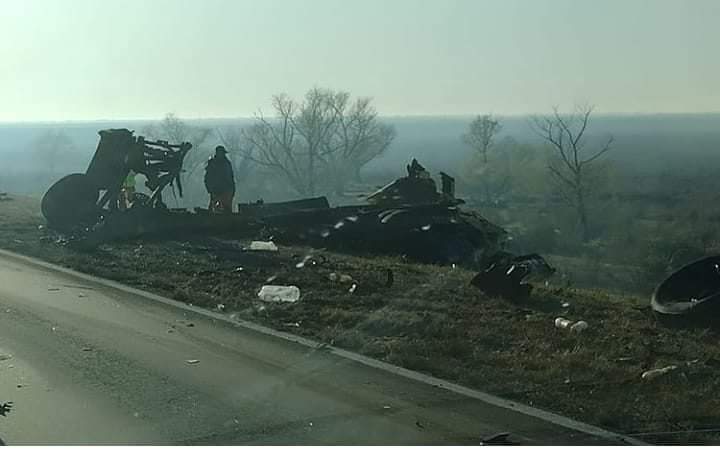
[{"left": 204, "top": 145, "right": 235, "bottom": 213}]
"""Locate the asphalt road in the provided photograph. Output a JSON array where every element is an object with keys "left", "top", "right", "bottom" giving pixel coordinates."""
[{"left": 0, "top": 251, "right": 635, "bottom": 444}]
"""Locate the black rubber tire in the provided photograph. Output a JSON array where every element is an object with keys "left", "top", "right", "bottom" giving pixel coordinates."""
[
  {"left": 651, "top": 255, "right": 720, "bottom": 327},
  {"left": 41, "top": 173, "right": 99, "bottom": 231}
]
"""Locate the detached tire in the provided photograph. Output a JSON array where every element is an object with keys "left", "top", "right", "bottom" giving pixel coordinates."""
[
  {"left": 41, "top": 173, "right": 99, "bottom": 231},
  {"left": 651, "top": 255, "right": 720, "bottom": 327}
]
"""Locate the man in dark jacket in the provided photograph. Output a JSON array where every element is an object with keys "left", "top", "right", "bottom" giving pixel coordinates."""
[{"left": 204, "top": 145, "right": 235, "bottom": 213}]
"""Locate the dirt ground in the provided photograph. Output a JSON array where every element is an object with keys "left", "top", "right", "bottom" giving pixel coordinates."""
[{"left": 3, "top": 194, "right": 720, "bottom": 443}]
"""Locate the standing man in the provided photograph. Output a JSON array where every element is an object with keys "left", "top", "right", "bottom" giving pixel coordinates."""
[{"left": 204, "top": 145, "right": 235, "bottom": 213}]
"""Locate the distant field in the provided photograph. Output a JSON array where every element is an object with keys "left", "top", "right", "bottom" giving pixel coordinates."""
[
  {"left": 2, "top": 194, "right": 720, "bottom": 443},
  {"left": 3, "top": 113, "right": 720, "bottom": 188}
]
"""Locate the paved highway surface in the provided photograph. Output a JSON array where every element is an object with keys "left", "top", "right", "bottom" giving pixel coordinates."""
[{"left": 0, "top": 251, "right": 635, "bottom": 444}]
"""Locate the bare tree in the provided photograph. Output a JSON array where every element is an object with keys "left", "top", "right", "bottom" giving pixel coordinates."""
[
  {"left": 532, "top": 105, "right": 614, "bottom": 241},
  {"left": 463, "top": 114, "right": 502, "bottom": 164},
  {"left": 323, "top": 95, "right": 395, "bottom": 194},
  {"left": 239, "top": 88, "right": 394, "bottom": 197}
]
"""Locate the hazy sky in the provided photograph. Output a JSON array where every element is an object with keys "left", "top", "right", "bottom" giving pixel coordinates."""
[{"left": 1, "top": 0, "right": 718, "bottom": 121}]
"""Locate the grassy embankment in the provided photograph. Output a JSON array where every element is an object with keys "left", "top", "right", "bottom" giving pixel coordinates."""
[{"left": 2, "top": 195, "right": 720, "bottom": 443}]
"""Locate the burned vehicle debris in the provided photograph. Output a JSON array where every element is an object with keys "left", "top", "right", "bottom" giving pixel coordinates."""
[
  {"left": 42, "top": 129, "right": 523, "bottom": 268},
  {"left": 470, "top": 252, "right": 555, "bottom": 300},
  {"left": 42, "top": 129, "right": 192, "bottom": 231}
]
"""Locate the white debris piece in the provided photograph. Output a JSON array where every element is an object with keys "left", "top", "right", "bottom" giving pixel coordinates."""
[
  {"left": 258, "top": 285, "right": 301, "bottom": 303},
  {"left": 328, "top": 273, "right": 339, "bottom": 282},
  {"left": 249, "top": 241, "right": 278, "bottom": 251},
  {"left": 339, "top": 274, "right": 354, "bottom": 284},
  {"left": 185, "top": 359, "right": 200, "bottom": 365},
  {"left": 570, "top": 321, "right": 589, "bottom": 333},
  {"left": 554, "top": 317, "right": 573, "bottom": 329},
  {"left": 641, "top": 365, "right": 678, "bottom": 381}
]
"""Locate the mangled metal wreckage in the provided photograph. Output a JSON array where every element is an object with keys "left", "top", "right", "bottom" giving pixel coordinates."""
[{"left": 42, "top": 129, "right": 517, "bottom": 270}]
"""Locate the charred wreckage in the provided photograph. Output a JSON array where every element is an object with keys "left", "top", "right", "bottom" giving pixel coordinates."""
[{"left": 42, "top": 128, "right": 554, "bottom": 298}]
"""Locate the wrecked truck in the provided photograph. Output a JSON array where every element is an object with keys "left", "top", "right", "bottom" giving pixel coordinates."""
[{"left": 41, "top": 128, "right": 510, "bottom": 268}]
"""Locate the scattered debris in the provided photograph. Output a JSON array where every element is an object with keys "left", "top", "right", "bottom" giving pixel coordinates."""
[
  {"left": 480, "top": 432, "right": 511, "bottom": 445},
  {"left": 176, "top": 319, "right": 195, "bottom": 327},
  {"left": 283, "top": 322, "right": 301, "bottom": 328},
  {"left": 554, "top": 318, "right": 589, "bottom": 333},
  {"left": 471, "top": 253, "right": 555, "bottom": 300},
  {"left": 570, "top": 320, "right": 589, "bottom": 333},
  {"left": 233, "top": 267, "right": 244, "bottom": 273},
  {"left": 561, "top": 302, "right": 570, "bottom": 308},
  {"left": 248, "top": 241, "right": 278, "bottom": 252},
  {"left": 641, "top": 365, "right": 678, "bottom": 381},
  {"left": 328, "top": 273, "right": 339, "bottom": 282},
  {"left": 348, "top": 284, "right": 357, "bottom": 294},
  {"left": 185, "top": 359, "right": 200, "bottom": 365},
  {"left": 216, "top": 304, "right": 226, "bottom": 312},
  {"left": 0, "top": 402, "right": 12, "bottom": 417},
  {"left": 258, "top": 285, "right": 301, "bottom": 303},
  {"left": 295, "top": 255, "right": 313, "bottom": 268},
  {"left": 385, "top": 269, "right": 394, "bottom": 287},
  {"left": 415, "top": 420, "right": 425, "bottom": 429},
  {"left": 78, "top": 293, "right": 87, "bottom": 298},
  {"left": 382, "top": 405, "right": 391, "bottom": 410},
  {"left": 338, "top": 274, "right": 354, "bottom": 284}
]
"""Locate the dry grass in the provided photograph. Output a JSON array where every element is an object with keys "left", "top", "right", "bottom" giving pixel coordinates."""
[{"left": 3, "top": 195, "right": 720, "bottom": 443}]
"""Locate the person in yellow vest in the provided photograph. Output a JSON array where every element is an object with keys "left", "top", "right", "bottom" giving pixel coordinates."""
[{"left": 119, "top": 170, "right": 137, "bottom": 210}]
